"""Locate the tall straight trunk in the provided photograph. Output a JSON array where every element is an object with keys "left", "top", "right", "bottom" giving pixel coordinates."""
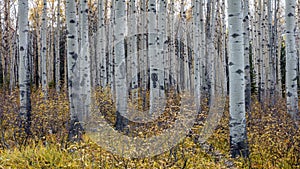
[
  {"left": 168, "top": 0, "right": 177, "bottom": 90},
  {"left": 3, "top": 0, "right": 11, "bottom": 89},
  {"left": 158, "top": 0, "right": 166, "bottom": 89},
  {"left": 181, "top": 0, "right": 190, "bottom": 92},
  {"left": 228, "top": 0, "right": 249, "bottom": 158},
  {"left": 98, "top": 0, "right": 107, "bottom": 87},
  {"left": 199, "top": 0, "right": 206, "bottom": 95},
  {"left": 41, "top": 0, "right": 48, "bottom": 97},
  {"left": 108, "top": 1, "right": 115, "bottom": 94},
  {"left": 243, "top": 0, "right": 251, "bottom": 112},
  {"left": 204, "top": 0, "right": 216, "bottom": 100},
  {"left": 276, "top": 34, "right": 282, "bottom": 97},
  {"left": 253, "top": 0, "right": 260, "bottom": 95},
  {"left": 267, "top": 0, "right": 276, "bottom": 106},
  {"left": 148, "top": 0, "right": 160, "bottom": 115},
  {"left": 66, "top": 0, "right": 82, "bottom": 141},
  {"left": 114, "top": 0, "right": 128, "bottom": 131},
  {"left": 221, "top": 0, "right": 227, "bottom": 95},
  {"left": 274, "top": 0, "right": 281, "bottom": 98},
  {"left": 128, "top": 0, "right": 138, "bottom": 99},
  {"left": 139, "top": 0, "right": 148, "bottom": 108},
  {"left": 192, "top": 0, "right": 201, "bottom": 111},
  {"left": 79, "top": 0, "right": 91, "bottom": 121},
  {"left": 55, "top": 0, "right": 61, "bottom": 92},
  {"left": 18, "top": 0, "right": 31, "bottom": 135},
  {"left": 48, "top": 4, "right": 55, "bottom": 86},
  {"left": 285, "top": 0, "right": 299, "bottom": 121}
]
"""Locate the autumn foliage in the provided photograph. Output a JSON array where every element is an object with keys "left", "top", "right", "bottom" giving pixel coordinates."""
[{"left": 0, "top": 88, "right": 299, "bottom": 168}]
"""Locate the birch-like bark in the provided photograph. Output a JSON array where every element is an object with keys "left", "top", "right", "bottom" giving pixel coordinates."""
[
  {"left": 285, "top": 0, "right": 299, "bottom": 120},
  {"left": 199, "top": 0, "right": 206, "bottom": 95},
  {"left": 66, "top": 0, "right": 82, "bottom": 141},
  {"left": 139, "top": 0, "right": 148, "bottom": 108},
  {"left": 108, "top": 1, "right": 115, "bottom": 94},
  {"left": 169, "top": 0, "right": 177, "bottom": 91},
  {"left": 114, "top": 0, "right": 128, "bottom": 131},
  {"left": 228, "top": 0, "right": 249, "bottom": 158},
  {"left": 79, "top": 0, "right": 91, "bottom": 121},
  {"left": 41, "top": 0, "right": 48, "bottom": 97},
  {"left": 98, "top": 0, "right": 107, "bottom": 87},
  {"left": 267, "top": 0, "right": 276, "bottom": 106},
  {"left": 128, "top": 0, "right": 138, "bottom": 99},
  {"left": 274, "top": 0, "right": 281, "bottom": 98},
  {"left": 18, "top": 0, "right": 31, "bottom": 135},
  {"left": 221, "top": 0, "right": 227, "bottom": 95},
  {"left": 181, "top": 1, "right": 190, "bottom": 92},
  {"left": 148, "top": 0, "right": 160, "bottom": 115},
  {"left": 192, "top": 0, "right": 201, "bottom": 111},
  {"left": 253, "top": 1, "right": 260, "bottom": 95},
  {"left": 243, "top": 0, "right": 251, "bottom": 112}
]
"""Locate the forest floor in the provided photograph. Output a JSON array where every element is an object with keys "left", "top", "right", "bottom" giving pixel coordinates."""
[{"left": 0, "top": 88, "right": 299, "bottom": 169}]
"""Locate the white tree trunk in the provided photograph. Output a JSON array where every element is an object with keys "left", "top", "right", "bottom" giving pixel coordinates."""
[
  {"left": 148, "top": 0, "right": 160, "bottom": 115},
  {"left": 285, "top": 0, "right": 299, "bottom": 120},
  {"left": 98, "top": 0, "right": 107, "bottom": 87},
  {"left": 114, "top": 0, "right": 128, "bottom": 131},
  {"left": 128, "top": 0, "right": 138, "bottom": 99},
  {"left": 192, "top": 0, "right": 201, "bottom": 111},
  {"left": 18, "top": 0, "right": 31, "bottom": 135},
  {"left": 66, "top": 0, "right": 81, "bottom": 141},
  {"left": 79, "top": 0, "right": 91, "bottom": 121},
  {"left": 41, "top": 0, "right": 48, "bottom": 97},
  {"left": 243, "top": 0, "right": 251, "bottom": 112},
  {"left": 228, "top": 0, "right": 249, "bottom": 158}
]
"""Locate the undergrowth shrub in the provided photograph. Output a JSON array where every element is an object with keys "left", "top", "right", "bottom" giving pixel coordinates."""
[{"left": 0, "top": 88, "right": 299, "bottom": 168}]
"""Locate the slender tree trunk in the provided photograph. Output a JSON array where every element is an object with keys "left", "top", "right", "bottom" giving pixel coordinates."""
[
  {"left": 79, "top": 0, "right": 91, "bottom": 122},
  {"left": 98, "top": 0, "right": 107, "bottom": 87},
  {"left": 228, "top": 0, "right": 249, "bottom": 158},
  {"left": 114, "top": 0, "right": 128, "bottom": 132},
  {"left": 148, "top": 0, "right": 159, "bottom": 115},
  {"left": 285, "top": 0, "right": 299, "bottom": 121},
  {"left": 267, "top": 0, "right": 276, "bottom": 106},
  {"left": 18, "top": 0, "right": 31, "bottom": 135},
  {"left": 243, "top": 0, "right": 251, "bottom": 112},
  {"left": 199, "top": 0, "right": 206, "bottom": 96},
  {"left": 169, "top": 0, "right": 177, "bottom": 91},
  {"left": 192, "top": 0, "right": 201, "bottom": 111},
  {"left": 128, "top": 0, "right": 138, "bottom": 99},
  {"left": 41, "top": 0, "right": 48, "bottom": 97},
  {"left": 66, "top": 0, "right": 82, "bottom": 141}
]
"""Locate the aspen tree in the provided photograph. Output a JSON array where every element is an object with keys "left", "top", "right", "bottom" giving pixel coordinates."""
[{"left": 228, "top": 0, "right": 249, "bottom": 158}]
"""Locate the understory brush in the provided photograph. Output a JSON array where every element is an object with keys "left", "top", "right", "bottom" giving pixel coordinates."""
[{"left": 0, "top": 88, "right": 299, "bottom": 168}]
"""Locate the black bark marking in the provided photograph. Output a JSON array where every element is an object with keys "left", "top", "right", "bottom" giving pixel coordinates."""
[
  {"left": 151, "top": 73, "right": 158, "bottom": 88},
  {"left": 236, "top": 69, "right": 243, "bottom": 74},
  {"left": 68, "top": 35, "right": 75, "bottom": 39},
  {"left": 160, "top": 85, "right": 164, "bottom": 90}
]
